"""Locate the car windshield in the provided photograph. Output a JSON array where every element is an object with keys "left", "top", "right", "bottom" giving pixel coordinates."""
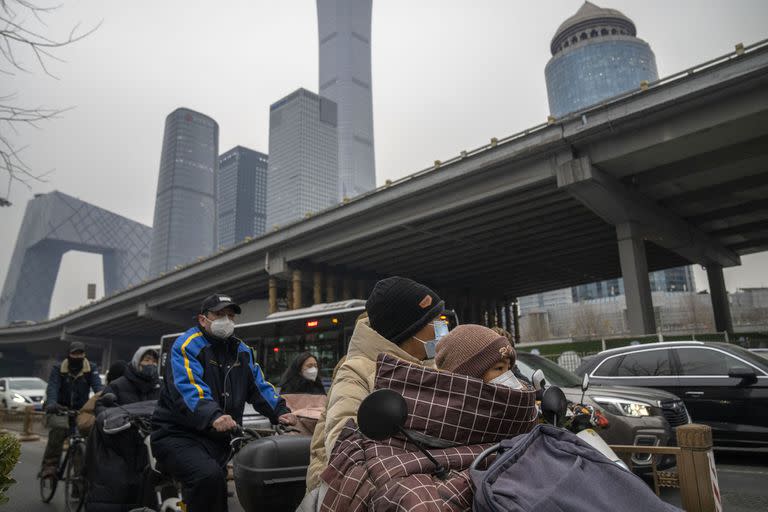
[
  {"left": 9, "top": 378, "right": 46, "bottom": 390},
  {"left": 516, "top": 353, "right": 582, "bottom": 387}
]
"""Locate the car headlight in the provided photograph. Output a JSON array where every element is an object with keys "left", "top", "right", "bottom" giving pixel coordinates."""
[
  {"left": 11, "top": 393, "right": 28, "bottom": 404},
  {"left": 592, "top": 396, "right": 651, "bottom": 417}
]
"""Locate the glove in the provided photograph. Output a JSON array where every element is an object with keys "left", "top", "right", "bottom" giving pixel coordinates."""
[{"left": 45, "top": 403, "right": 60, "bottom": 414}]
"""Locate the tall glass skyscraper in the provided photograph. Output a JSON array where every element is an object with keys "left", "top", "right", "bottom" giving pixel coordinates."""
[
  {"left": 266, "top": 89, "right": 338, "bottom": 230},
  {"left": 521, "top": 2, "right": 692, "bottom": 310},
  {"left": 317, "top": 0, "right": 376, "bottom": 200},
  {"left": 545, "top": 1, "right": 658, "bottom": 118},
  {"left": 217, "top": 146, "right": 268, "bottom": 249},
  {"left": 149, "top": 108, "right": 219, "bottom": 276}
]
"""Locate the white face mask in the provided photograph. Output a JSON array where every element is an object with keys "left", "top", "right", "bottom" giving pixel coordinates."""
[
  {"left": 489, "top": 370, "right": 525, "bottom": 390},
  {"left": 302, "top": 367, "right": 319, "bottom": 381},
  {"left": 207, "top": 317, "right": 235, "bottom": 339}
]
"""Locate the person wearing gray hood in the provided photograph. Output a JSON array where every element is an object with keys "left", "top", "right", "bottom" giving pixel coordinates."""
[{"left": 100, "top": 346, "right": 161, "bottom": 407}]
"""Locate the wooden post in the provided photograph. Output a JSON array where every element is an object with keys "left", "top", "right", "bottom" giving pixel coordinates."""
[
  {"left": 18, "top": 405, "right": 40, "bottom": 442},
  {"left": 268, "top": 278, "right": 278, "bottom": 314},
  {"left": 292, "top": 269, "right": 302, "bottom": 310},
  {"left": 676, "top": 424, "right": 721, "bottom": 512},
  {"left": 313, "top": 271, "right": 323, "bottom": 305}
]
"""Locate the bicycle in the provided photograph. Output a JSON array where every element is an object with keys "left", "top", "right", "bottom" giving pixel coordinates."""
[{"left": 39, "top": 408, "right": 87, "bottom": 512}]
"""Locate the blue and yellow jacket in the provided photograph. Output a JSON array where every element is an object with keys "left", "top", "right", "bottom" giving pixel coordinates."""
[{"left": 151, "top": 326, "right": 289, "bottom": 440}]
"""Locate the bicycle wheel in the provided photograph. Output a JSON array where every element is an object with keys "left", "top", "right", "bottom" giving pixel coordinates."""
[
  {"left": 64, "top": 441, "right": 87, "bottom": 512},
  {"left": 39, "top": 472, "right": 58, "bottom": 503}
]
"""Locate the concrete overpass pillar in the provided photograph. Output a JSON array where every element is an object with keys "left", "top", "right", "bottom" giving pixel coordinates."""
[
  {"left": 617, "top": 223, "right": 656, "bottom": 335},
  {"left": 342, "top": 276, "right": 353, "bottom": 300},
  {"left": 313, "top": 271, "right": 323, "bottom": 305},
  {"left": 512, "top": 300, "right": 521, "bottom": 346},
  {"left": 325, "top": 272, "right": 336, "bottom": 303},
  {"left": 502, "top": 297, "right": 510, "bottom": 332},
  {"left": 356, "top": 279, "right": 366, "bottom": 300},
  {"left": 292, "top": 269, "right": 302, "bottom": 310},
  {"left": 268, "top": 278, "right": 278, "bottom": 314},
  {"left": 706, "top": 264, "right": 734, "bottom": 336}
]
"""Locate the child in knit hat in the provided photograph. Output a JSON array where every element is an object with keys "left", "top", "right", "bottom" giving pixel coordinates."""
[{"left": 435, "top": 324, "right": 525, "bottom": 388}]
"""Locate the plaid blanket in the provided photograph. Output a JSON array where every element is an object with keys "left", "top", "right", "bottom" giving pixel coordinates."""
[{"left": 320, "top": 354, "right": 538, "bottom": 512}]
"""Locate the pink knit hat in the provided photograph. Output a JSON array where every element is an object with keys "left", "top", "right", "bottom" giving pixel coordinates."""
[{"left": 435, "top": 324, "right": 515, "bottom": 379}]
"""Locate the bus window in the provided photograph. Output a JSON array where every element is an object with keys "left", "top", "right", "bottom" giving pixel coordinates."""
[
  {"left": 262, "top": 334, "right": 303, "bottom": 381},
  {"left": 304, "top": 330, "right": 341, "bottom": 381}
]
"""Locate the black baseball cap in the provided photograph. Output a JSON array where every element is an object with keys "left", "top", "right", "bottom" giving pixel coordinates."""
[
  {"left": 200, "top": 294, "right": 242, "bottom": 315},
  {"left": 69, "top": 341, "right": 86, "bottom": 354}
]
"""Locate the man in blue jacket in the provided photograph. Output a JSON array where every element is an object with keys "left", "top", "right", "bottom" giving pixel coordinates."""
[
  {"left": 41, "top": 341, "right": 103, "bottom": 476},
  {"left": 151, "top": 294, "right": 296, "bottom": 512}
]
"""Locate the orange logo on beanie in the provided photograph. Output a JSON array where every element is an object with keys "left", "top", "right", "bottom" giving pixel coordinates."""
[{"left": 419, "top": 295, "right": 433, "bottom": 309}]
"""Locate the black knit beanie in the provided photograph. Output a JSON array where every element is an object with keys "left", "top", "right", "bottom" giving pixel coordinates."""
[{"left": 366, "top": 276, "right": 444, "bottom": 344}]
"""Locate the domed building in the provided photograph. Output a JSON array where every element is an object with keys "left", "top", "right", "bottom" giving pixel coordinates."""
[{"left": 545, "top": 1, "right": 658, "bottom": 118}]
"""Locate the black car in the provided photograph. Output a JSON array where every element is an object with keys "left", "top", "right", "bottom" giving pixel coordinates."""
[
  {"left": 575, "top": 341, "right": 768, "bottom": 448},
  {"left": 516, "top": 352, "right": 688, "bottom": 471}
]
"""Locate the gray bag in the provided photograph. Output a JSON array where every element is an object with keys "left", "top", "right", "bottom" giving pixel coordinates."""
[{"left": 470, "top": 424, "right": 681, "bottom": 512}]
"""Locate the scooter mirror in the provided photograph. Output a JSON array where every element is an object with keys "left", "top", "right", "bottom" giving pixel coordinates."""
[
  {"left": 532, "top": 369, "right": 546, "bottom": 391},
  {"left": 357, "top": 389, "right": 408, "bottom": 440},
  {"left": 541, "top": 386, "right": 568, "bottom": 426},
  {"left": 100, "top": 392, "right": 118, "bottom": 406},
  {"left": 581, "top": 373, "right": 590, "bottom": 393}
]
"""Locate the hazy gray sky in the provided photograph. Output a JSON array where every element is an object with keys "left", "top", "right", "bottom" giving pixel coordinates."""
[{"left": 2, "top": 0, "right": 767, "bottom": 317}]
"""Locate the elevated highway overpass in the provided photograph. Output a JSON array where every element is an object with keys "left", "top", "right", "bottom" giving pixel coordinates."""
[{"left": 2, "top": 39, "right": 767, "bottom": 366}]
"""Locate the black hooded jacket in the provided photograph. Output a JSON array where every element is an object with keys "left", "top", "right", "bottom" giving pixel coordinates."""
[{"left": 103, "top": 365, "right": 160, "bottom": 406}]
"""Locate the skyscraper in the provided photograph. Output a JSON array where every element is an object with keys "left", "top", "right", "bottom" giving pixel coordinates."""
[
  {"left": 0, "top": 191, "right": 152, "bottom": 324},
  {"left": 266, "top": 89, "right": 339, "bottom": 229},
  {"left": 545, "top": 1, "right": 658, "bottom": 118},
  {"left": 149, "top": 108, "right": 219, "bottom": 276},
  {"left": 317, "top": 0, "right": 376, "bottom": 199},
  {"left": 217, "top": 146, "right": 268, "bottom": 249},
  {"left": 522, "top": 2, "right": 692, "bottom": 311}
]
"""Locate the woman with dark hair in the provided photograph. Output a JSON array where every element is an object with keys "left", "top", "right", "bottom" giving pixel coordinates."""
[{"left": 279, "top": 352, "right": 326, "bottom": 395}]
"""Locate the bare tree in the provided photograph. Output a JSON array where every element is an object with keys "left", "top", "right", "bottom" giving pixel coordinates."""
[{"left": 0, "top": 0, "right": 98, "bottom": 202}]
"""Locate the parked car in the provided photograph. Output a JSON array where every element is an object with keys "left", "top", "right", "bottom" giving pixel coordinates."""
[
  {"left": 575, "top": 341, "right": 768, "bottom": 448},
  {"left": 516, "top": 352, "right": 689, "bottom": 471},
  {"left": 0, "top": 377, "right": 47, "bottom": 411},
  {"left": 750, "top": 348, "right": 768, "bottom": 360}
]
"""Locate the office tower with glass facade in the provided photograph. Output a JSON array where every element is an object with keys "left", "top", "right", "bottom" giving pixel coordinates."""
[
  {"left": 266, "top": 89, "right": 338, "bottom": 230},
  {"left": 149, "top": 108, "right": 219, "bottom": 276},
  {"left": 217, "top": 146, "right": 268, "bottom": 249},
  {"left": 317, "top": 0, "right": 376, "bottom": 199},
  {"left": 545, "top": 1, "right": 658, "bottom": 118}
]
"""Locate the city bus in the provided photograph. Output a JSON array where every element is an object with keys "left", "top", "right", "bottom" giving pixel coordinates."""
[{"left": 160, "top": 300, "right": 459, "bottom": 387}]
